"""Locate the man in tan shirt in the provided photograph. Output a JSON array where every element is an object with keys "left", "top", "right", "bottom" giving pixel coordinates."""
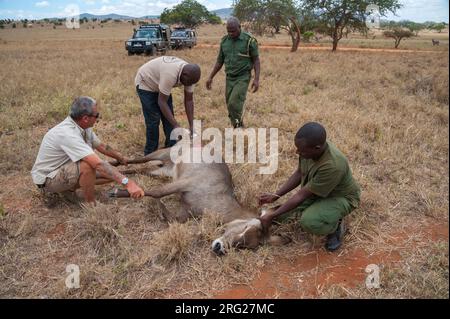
[{"left": 135, "top": 56, "right": 201, "bottom": 155}]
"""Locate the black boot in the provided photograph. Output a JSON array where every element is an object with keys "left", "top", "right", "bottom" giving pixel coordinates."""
[
  {"left": 325, "top": 219, "right": 346, "bottom": 252},
  {"left": 233, "top": 119, "right": 245, "bottom": 129}
]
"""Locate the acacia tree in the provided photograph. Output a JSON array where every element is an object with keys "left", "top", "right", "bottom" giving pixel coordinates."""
[
  {"left": 160, "top": 0, "right": 221, "bottom": 28},
  {"left": 302, "top": 0, "right": 402, "bottom": 51},
  {"left": 401, "top": 20, "right": 423, "bottom": 36},
  {"left": 234, "top": 0, "right": 302, "bottom": 52},
  {"left": 431, "top": 22, "right": 446, "bottom": 33},
  {"left": 383, "top": 28, "right": 413, "bottom": 48}
]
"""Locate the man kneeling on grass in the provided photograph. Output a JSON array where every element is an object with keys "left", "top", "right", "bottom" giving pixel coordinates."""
[
  {"left": 31, "top": 96, "right": 145, "bottom": 204},
  {"left": 259, "top": 122, "right": 361, "bottom": 251}
]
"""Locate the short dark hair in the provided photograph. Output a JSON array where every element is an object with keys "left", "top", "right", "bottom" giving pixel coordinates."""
[
  {"left": 227, "top": 17, "right": 240, "bottom": 28},
  {"left": 182, "top": 63, "right": 201, "bottom": 84},
  {"left": 70, "top": 96, "right": 96, "bottom": 120},
  {"left": 295, "top": 122, "right": 327, "bottom": 146}
]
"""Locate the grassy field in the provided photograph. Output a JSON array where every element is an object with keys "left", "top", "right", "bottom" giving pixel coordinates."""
[{"left": 0, "top": 22, "right": 448, "bottom": 298}]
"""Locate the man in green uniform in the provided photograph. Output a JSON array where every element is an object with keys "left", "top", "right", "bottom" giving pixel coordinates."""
[
  {"left": 259, "top": 122, "right": 361, "bottom": 251},
  {"left": 206, "top": 17, "right": 260, "bottom": 128}
]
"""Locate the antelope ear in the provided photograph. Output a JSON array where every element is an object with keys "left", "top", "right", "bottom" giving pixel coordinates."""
[{"left": 260, "top": 208, "right": 268, "bottom": 217}]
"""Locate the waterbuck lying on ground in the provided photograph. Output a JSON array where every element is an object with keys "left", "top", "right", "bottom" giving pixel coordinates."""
[{"left": 110, "top": 142, "right": 288, "bottom": 255}]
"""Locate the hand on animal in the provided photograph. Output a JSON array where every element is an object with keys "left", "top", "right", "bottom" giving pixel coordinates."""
[
  {"left": 126, "top": 180, "right": 145, "bottom": 199},
  {"left": 117, "top": 156, "right": 129, "bottom": 166},
  {"left": 258, "top": 192, "right": 280, "bottom": 205},
  {"left": 172, "top": 127, "right": 191, "bottom": 141},
  {"left": 206, "top": 78, "right": 213, "bottom": 90},
  {"left": 258, "top": 213, "right": 273, "bottom": 233},
  {"left": 251, "top": 79, "right": 259, "bottom": 93}
]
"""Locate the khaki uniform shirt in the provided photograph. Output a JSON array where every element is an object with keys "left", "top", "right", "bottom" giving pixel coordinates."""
[
  {"left": 134, "top": 56, "right": 194, "bottom": 95},
  {"left": 299, "top": 142, "right": 361, "bottom": 207},
  {"left": 217, "top": 32, "right": 259, "bottom": 78}
]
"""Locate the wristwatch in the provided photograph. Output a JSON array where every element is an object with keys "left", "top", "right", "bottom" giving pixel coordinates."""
[{"left": 121, "top": 177, "right": 129, "bottom": 186}]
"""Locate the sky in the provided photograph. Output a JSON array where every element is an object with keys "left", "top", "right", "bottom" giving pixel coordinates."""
[{"left": 0, "top": 0, "right": 448, "bottom": 22}]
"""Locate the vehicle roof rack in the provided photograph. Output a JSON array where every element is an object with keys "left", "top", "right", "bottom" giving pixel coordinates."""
[{"left": 139, "top": 24, "right": 170, "bottom": 29}]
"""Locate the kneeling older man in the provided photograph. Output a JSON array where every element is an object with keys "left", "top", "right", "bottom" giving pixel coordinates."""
[{"left": 31, "top": 96, "right": 144, "bottom": 203}]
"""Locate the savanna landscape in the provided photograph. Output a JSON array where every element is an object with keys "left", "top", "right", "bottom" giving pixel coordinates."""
[{"left": 0, "top": 20, "right": 448, "bottom": 299}]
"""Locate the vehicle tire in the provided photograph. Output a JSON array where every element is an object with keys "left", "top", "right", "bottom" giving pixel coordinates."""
[
  {"left": 127, "top": 51, "right": 134, "bottom": 56},
  {"left": 150, "top": 46, "right": 156, "bottom": 56}
]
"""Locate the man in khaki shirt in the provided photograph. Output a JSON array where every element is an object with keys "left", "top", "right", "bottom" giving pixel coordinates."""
[
  {"left": 135, "top": 56, "right": 201, "bottom": 155},
  {"left": 31, "top": 97, "right": 145, "bottom": 204}
]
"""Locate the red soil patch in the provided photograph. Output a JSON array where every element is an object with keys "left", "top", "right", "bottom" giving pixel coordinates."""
[
  {"left": 0, "top": 175, "right": 36, "bottom": 214},
  {"left": 214, "top": 248, "right": 401, "bottom": 299},
  {"left": 213, "top": 220, "right": 448, "bottom": 299},
  {"left": 45, "top": 222, "right": 67, "bottom": 240}
]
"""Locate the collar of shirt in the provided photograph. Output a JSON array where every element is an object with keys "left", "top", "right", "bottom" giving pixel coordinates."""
[
  {"left": 228, "top": 32, "right": 246, "bottom": 42},
  {"left": 66, "top": 116, "right": 88, "bottom": 140}
]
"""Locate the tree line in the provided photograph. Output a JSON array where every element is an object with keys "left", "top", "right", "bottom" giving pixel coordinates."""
[{"left": 231, "top": 0, "right": 447, "bottom": 51}]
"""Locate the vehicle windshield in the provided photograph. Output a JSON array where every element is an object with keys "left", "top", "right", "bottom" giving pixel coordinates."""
[
  {"left": 172, "top": 31, "right": 186, "bottom": 37},
  {"left": 134, "top": 29, "right": 158, "bottom": 38}
]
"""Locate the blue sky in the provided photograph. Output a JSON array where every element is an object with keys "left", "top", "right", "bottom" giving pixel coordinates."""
[{"left": 0, "top": 0, "right": 448, "bottom": 22}]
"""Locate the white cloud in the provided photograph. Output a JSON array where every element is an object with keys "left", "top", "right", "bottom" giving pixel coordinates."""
[
  {"left": 35, "top": 1, "right": 50, "bottom": 7},
  {"left": 385, "top": 0, "right": 448, "bottom": 22},
  {"left": 87, "top": 0, "right": 179, "bottom": 16},
  {"left": 84, "top": 0, "right": 96, "bottom": 5}
]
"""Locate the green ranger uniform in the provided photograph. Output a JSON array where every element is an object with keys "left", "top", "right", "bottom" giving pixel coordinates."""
[
  {"left": 217, "top": 32, "right": 259, "bottom": 127},
  {"left": 281, "top": 142, "right": 361, "bottom": 236}
]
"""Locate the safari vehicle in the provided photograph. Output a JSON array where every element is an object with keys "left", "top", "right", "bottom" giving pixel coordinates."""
[
  {"left": 170, "top": 27, "right": 197, "bottom": 50},
  {"left": 125, "top": 24, "right": 171, "bottom": 56}
]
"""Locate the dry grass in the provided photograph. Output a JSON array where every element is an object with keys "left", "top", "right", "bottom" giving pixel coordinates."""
[
  {"left": 321, "top": 241, "right": 449, "bottom": 299},
  {"left": 0, "top": 23, "right": 448, "bottom": 299}
]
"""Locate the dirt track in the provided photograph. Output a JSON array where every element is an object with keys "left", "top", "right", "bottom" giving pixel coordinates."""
[{"left": 197, "top": 43, "right": 441, "bottom": 54}]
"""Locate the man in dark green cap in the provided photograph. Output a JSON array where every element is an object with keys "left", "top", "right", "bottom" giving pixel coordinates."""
[
  {"left": 259, "top": 122, "right": 361, "bottom": 252},
  {"left": 206, "top": 17, "right": 260, "bottom": 128}
]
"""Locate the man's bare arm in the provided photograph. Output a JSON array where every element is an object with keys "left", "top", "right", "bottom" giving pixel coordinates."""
[
  {"left": 259, "top": 167, "right": 302, "bottom": 205},
  {"left": 158, "top": 93, "right": 179, "bottom": 128},
  {"left": 184, "top": 90, "right": 194, "bottom": 132},
  {"left": 82, "top": 154, "right": 144, "bottom": 198},
  {"left": 275, "top": 167, "right": 302, "bottom": 197},
  {"left": 206, "top": 62, "right": 223, "bottom": 90},
  {"left": 96, "top": 143, "right": 127, "bottom": 164},
  {"left": 260, "top": 187, "right": 314, "bottom": 229},
  {"left": 251, "top": 55, "right": 260, "bottom": 92}
]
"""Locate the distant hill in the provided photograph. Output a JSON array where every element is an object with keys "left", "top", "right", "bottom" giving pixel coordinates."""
[
  {"left": 139, "top": 15, "right": 160, "bottom": 19},
  {"left": 42, "top": 8, "right": 231, "bottom": 21},
  {"left": 212, "top": 8, "right": 233, "bottom": 20},
  {"left": 79, "top": 13, "right": 135, "bottom": 20}
]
